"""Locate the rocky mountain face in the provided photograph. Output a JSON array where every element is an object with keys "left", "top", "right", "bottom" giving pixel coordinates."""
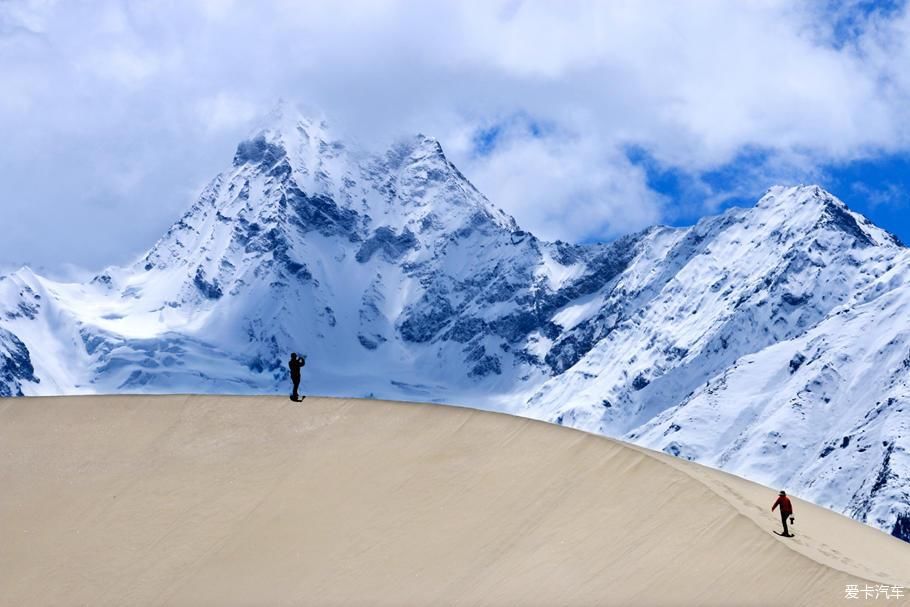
[{"left": 1, "top": 107, "right": 907, "bottom": 542}]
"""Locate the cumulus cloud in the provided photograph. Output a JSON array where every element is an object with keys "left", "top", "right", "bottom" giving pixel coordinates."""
[
  {"left": 2, "top": 0, "right": 910, "bottom": 270},
  {"left": 444, "top": 116, "right": 665, "bottom": 241}
]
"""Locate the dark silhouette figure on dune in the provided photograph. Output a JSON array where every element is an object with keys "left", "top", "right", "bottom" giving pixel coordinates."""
[{"left": 288, "top": 352, "right": 306, "bottom": 402}]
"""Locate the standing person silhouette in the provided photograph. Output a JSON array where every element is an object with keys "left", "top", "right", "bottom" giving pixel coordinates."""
[
  {"left": 288, "top": 352, "right": 306, "bottom": 402},
  {"left": 771, "top": 490, "right": 794, "bottom": 537}
]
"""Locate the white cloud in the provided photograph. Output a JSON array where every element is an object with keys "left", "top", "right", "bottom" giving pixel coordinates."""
[
  {"left": 195, "top": 92, "right": 258, "bottom": 133},
  {"left": 79, "top": 47, "right": 167, "bottom": 88},
  {"left": 195, "top": 0, "right": 237, "bottom": 21},
  {"left": 0, "top": 0, "right": 54, "bottom": 35},
  {"left": 2, "top": 0, "right": 910, "bottom": 269},
  {"left": 446, "top": 118, "right": 664, "bottom": 240}
]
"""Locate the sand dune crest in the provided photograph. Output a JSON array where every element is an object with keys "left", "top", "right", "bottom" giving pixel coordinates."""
[{"left": 1, "top": 395, "right": 907, "bottom": 606}]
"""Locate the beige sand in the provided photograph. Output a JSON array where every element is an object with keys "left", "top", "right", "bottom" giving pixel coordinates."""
[{"left": 0, "top": 395, "right": 907, "bottom": 607}]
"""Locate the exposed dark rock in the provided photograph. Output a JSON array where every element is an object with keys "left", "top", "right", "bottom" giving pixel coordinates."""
[
  {"left": 464, "top": 344, "right": 502, "bottom": 377},
  {"left": 238, "top": 222, "right": 311, "bottom": 280},
  {"left": 233, "top": 135, "right": 286, "bottom": 168},
  {"left": 868, "top": 442, "right": 895, "bottom": 498},
  {"left": 356, "top": 227, "right": 418, "bottom": 263},
  {"left": 663, "top": 423, "right": 682, "bottom": 436},
  {"left": 444, "top": 317, "right": 488, "bottom": 343},
  {"left": 489, "top": 311, "right": 541, "bottom": 343},
  {"left": 781, "top": 292, "right": 810, "bottom": 306},
  {"left": 268, "top": 159, "right": 292, "bottom": 180},
  {"left": 789, "top": 352, "right": 806, "bottom": 373},
  {"left": 399, "top": 292, "right": 455, "bottom": 343},
  {"left": 285, "top": 187, "right": 361, "bottom": 241},
  {"left": 545, "top": 332, "right": 592, "bottom": 374},
  {"left": 632, "top": 373, "right": 650, "bottom": 391},
  {"left": 552, "top": 240, "right": 581, "bottom": 265},
  {"left": 0, "top": 329, "right": 37, "bottom": 397},
  {"left": 358, "top": 334, "right": 386, "bottom": 350},
  {"left": 820, "top": 201, "right": 875, "bottom": 247},
  {"left": 5, "top": 300, "right": 39, "bottom": 321},
  {"left": 818, "top": 443, "right": 836, "bottom": 458},
  {"left": 892, "top": 513, "right": 910, "bottom": 543},
  {"left": 454, "top": 210, "right": 496, "bottom": 240},
  {"left": 469, "top": 353, "right": 501, "bottom": 378},
  {"left": 193, "top": 268, "right": 223, "bottom": 300}
]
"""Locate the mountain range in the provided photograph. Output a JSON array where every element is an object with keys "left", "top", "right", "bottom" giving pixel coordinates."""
[{"left": 2, "top": 105, "right": 907, "bottom": 542}]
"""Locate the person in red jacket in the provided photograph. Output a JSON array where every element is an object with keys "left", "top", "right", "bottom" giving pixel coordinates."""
[{"left": 771, "top": 490, "right": 794, "bottom": 537}]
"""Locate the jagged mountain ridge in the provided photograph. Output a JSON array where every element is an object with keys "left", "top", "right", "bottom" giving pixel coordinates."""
[{"left": 1, "top": 106, "right": 907, "bottom": 541}]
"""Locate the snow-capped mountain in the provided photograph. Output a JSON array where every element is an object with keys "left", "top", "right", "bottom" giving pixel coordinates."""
[
  {"left": 629, "top": 243, "right": 910, "bottom": 542},
  {"left": 1, "top": 105, "right": 907, "bottom": 542}
]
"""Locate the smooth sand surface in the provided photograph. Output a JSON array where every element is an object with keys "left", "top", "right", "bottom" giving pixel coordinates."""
[{"left": 1, "top": 395, "right": 908, "bottom": 607}]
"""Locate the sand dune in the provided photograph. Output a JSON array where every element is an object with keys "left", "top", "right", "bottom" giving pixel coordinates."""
[{"left": 1, "top": 395, "right": 907, "bottom": 606}]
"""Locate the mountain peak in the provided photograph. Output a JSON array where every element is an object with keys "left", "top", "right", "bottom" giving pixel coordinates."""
[
  {"left": 232, "top": 100, "right": 337, "bottom": 164},
  {"left": 379, "top": 133, "right": 446, "bottom": 168},
  {"left": 261, "top": 99, "right": 330, "bottom": 139},
  {"left": 756, "top": 184, "right": 902, "bottom": 248},
  {"left": 758, "top": 184, "right": 833, "bottom": 208},
  {"left": 232, "top": 101, "right": 346, "bottom": 182},
  {"left": 414, "top": 132, "right": 443, "bottom": 150}
]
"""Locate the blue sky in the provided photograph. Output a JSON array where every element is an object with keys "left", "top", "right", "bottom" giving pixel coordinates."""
[
  {"left": 2, "top": 0, "right": 910, "bottom": 275},
  {"left": 624, "top": 146, "right": 910, "bottom": 243},
  {"left": 822, "top": 155, "right": 910, "bottom": 244}
]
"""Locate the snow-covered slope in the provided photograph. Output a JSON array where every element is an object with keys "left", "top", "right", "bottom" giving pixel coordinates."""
[
  {"left": 523, "top": 185, "right": 902, "bottom": 432},
  {"left": 1, "top": 105, "right": 907, "bottom": 541},
  {"left": 629, "top": 246, "right": 910, "bottom": 542}
]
